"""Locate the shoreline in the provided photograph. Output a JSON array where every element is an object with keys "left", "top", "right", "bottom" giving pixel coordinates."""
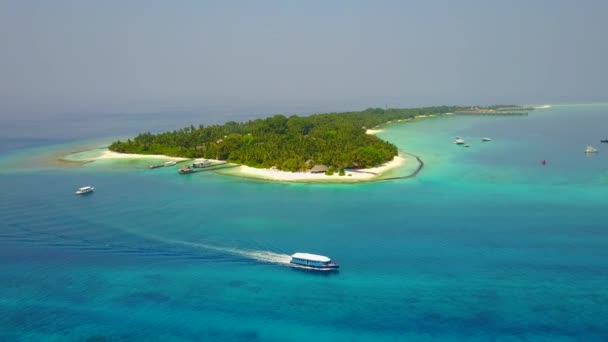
[
  {"left": 61, "top": 122, "right": 411, "bottom": 182},
  {"left": 64, "top": 147, "right": 408, "bottom": 183},
  {"left": 218, "top": 154, "right": 407, "bottom": 183},
  {"left": 216, "top": 126, "right": 407, "bottom": 182},
  {"left": 89, "top": 150, "right": 190, "bottom": 161}
]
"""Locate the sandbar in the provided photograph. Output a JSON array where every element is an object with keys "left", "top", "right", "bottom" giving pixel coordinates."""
[{"left": 83, "top": 150, "right": 189, "bottom": 162}]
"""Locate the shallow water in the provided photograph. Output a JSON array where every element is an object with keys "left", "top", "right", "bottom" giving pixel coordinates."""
[{"left": 1, "top": 104, "right": 607, "bottom": 341}]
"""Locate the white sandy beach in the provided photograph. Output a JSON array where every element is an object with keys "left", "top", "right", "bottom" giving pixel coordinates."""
[
  {"left": 223, "top": 155, "right": 406, "bottom": 182},
  {"left": 63, "top": 148, "right": 237, "bottom": 167},
  {"left": 365, "top": 115, "right": 437, "bottom": 136},
  {"left": 365, "top": 129, "right": 384, "bottom": 135},
  {"left": 62, "top": 145, "right": 406, "bottom": 183},
  {"left": 92, "top": 150, "right": 189, "bottom": 161},
  {"left": 222, "top": 126, "right": 407, "bottom": 182}
]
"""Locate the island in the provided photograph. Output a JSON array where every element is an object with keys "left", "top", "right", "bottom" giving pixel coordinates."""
[
  {"left": 108, "top": 105, "right": 517, "bottom": 181},
  {"left": 110, "top": 106, "right": 458, "bottom": 168},
  {"left": 455, "top": 105, "right": 533, "bottom": 115}
]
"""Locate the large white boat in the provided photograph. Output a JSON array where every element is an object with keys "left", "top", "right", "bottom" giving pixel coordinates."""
[
  {"left": 192, "top": 159, "right": 212, "bottom": 168},
  {"left": 454, "top": 137, "right": 465, "bottom": 145},
  {"left": 75, "top": 186, "right": 94, "bottom": 195},
  {"left": 290, "top": 253, "right": 339, "bottom": 270},
  {"left": 584, "top": 146, "right": 598, "bottom": 153}
]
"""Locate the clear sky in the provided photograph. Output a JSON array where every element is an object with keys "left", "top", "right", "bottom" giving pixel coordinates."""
[{"left": 1, "top": 0, "right": 607, "bottom": 117}]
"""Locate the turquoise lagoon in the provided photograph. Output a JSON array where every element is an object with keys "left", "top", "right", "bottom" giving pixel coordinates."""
[{"left": 0, "top": 104, "right": 607, "bottom": 341}]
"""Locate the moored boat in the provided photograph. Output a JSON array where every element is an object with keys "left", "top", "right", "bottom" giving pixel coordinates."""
[
  {"left": 192, "top": 159, "right": 212, "bottom": 168},
  {"left": 179, "top": 166, "right": 196, "bottom": 174},
  {"left": 75, "top": 186, "right": 94, "bottom": 195},
  {"left": 290, "top": 253, "right": 339, "bottom": 271},
  {"left": 454, "top": 137, "right": 465, "bottom": 145},
  {"left": 601, "top": 139, "right": 608, "bottom": 143},
  {"left": 482, "top": 137, "right": 492, "bottom": 142}
]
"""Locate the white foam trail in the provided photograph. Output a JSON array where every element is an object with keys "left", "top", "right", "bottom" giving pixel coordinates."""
[{"left": 162, "top": 238, "right": 292, "bottom": 265}]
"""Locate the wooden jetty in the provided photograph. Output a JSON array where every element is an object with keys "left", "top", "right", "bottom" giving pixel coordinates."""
[
  {"left": 149, "top": 159, "right": 189, "bottom": 169},
  {"left": 178, "top": 162, "right": 234, "bottom": 174}
]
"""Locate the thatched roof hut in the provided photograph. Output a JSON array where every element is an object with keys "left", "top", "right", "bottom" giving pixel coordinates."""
[{"left": 310, "top": 165, "right": 329, "bottom": 173}]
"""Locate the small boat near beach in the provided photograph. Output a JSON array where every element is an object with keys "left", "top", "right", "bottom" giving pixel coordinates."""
[
  {"left": 179, "top": 166, "right": 196, "bottom": 174},
  {"left": 290, "top": 253, "right": 339, "bottom": 271},
  {"left": 454, "top": 137, "right": 465, "bottom": 145},
  {"left": 75, "top": 186, "right": 94, "bottom": 195},
  {"left": 584, "top": 146, "right": 598, "bottom": 153}
]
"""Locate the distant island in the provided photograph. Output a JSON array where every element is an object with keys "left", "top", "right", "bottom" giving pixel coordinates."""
[
  {"left": 455, "top": 105, "right": 534, "bottom": 115},
  {"left": 109, "top": 105, "right": 527, "bottom": 174}
]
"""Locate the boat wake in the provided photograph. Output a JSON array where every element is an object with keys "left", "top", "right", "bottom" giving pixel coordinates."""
[{"left": 161, "top": 238, "right": 292, "bottom": 265}]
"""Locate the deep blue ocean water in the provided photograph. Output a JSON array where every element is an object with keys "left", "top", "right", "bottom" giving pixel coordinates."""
[{"left": 1, "top": 104, "right": 607, "bottom": 341}]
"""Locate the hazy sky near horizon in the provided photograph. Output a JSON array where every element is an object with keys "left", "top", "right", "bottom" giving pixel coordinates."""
[{"left": 1, "top": 0, "right": 607, "bottom": 117}]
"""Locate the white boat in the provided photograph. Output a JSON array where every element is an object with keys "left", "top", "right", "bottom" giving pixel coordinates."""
[
  {"left": 482, "top": 137, "right": 492, "bottom": 142},
  {"left": 454, "top": 137, "right": 465, "bottom": 145},
  {"left": 75, "top": 186, "right": 94, "bottom": 195},
  {"left": 584, "top": 146, "right": 598, "bottom": 153},
  {"left": 163, "top": 161, "right": 176, "bottom": 166},
  {"left": 192, "top": 159, "right": 212, "bottom": 168},
  {"left": 290, "top": 253, "right": 339, "bottom": 271}
]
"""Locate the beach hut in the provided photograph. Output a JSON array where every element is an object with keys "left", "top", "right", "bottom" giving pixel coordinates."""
[{"left": 310, "top": 165, "right": 329, "bottom": 173}]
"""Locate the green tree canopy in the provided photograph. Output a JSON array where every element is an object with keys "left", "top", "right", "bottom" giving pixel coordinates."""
[{"left": 109, "top": 106, "right": 463, "bottom": 170}]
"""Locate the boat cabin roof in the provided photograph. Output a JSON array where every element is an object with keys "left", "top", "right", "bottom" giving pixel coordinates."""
[{"left": 291, "top": 253, "right": 331, "bottom": 262}]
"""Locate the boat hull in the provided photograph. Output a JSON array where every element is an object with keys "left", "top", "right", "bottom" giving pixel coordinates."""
[
  {"left": 75, "top": 189, "right": 94, "bottom": 195},
  {"left": 289, "top": 261, "right": 339, "bottom": 271}
]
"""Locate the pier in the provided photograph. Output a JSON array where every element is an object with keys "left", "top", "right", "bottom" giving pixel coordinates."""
[
  {"left": 178, "top": 162, "right": 238, "bottom": 174},
  {"left": 148, "top": 159, "right": 190, "bottom": 169}
]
